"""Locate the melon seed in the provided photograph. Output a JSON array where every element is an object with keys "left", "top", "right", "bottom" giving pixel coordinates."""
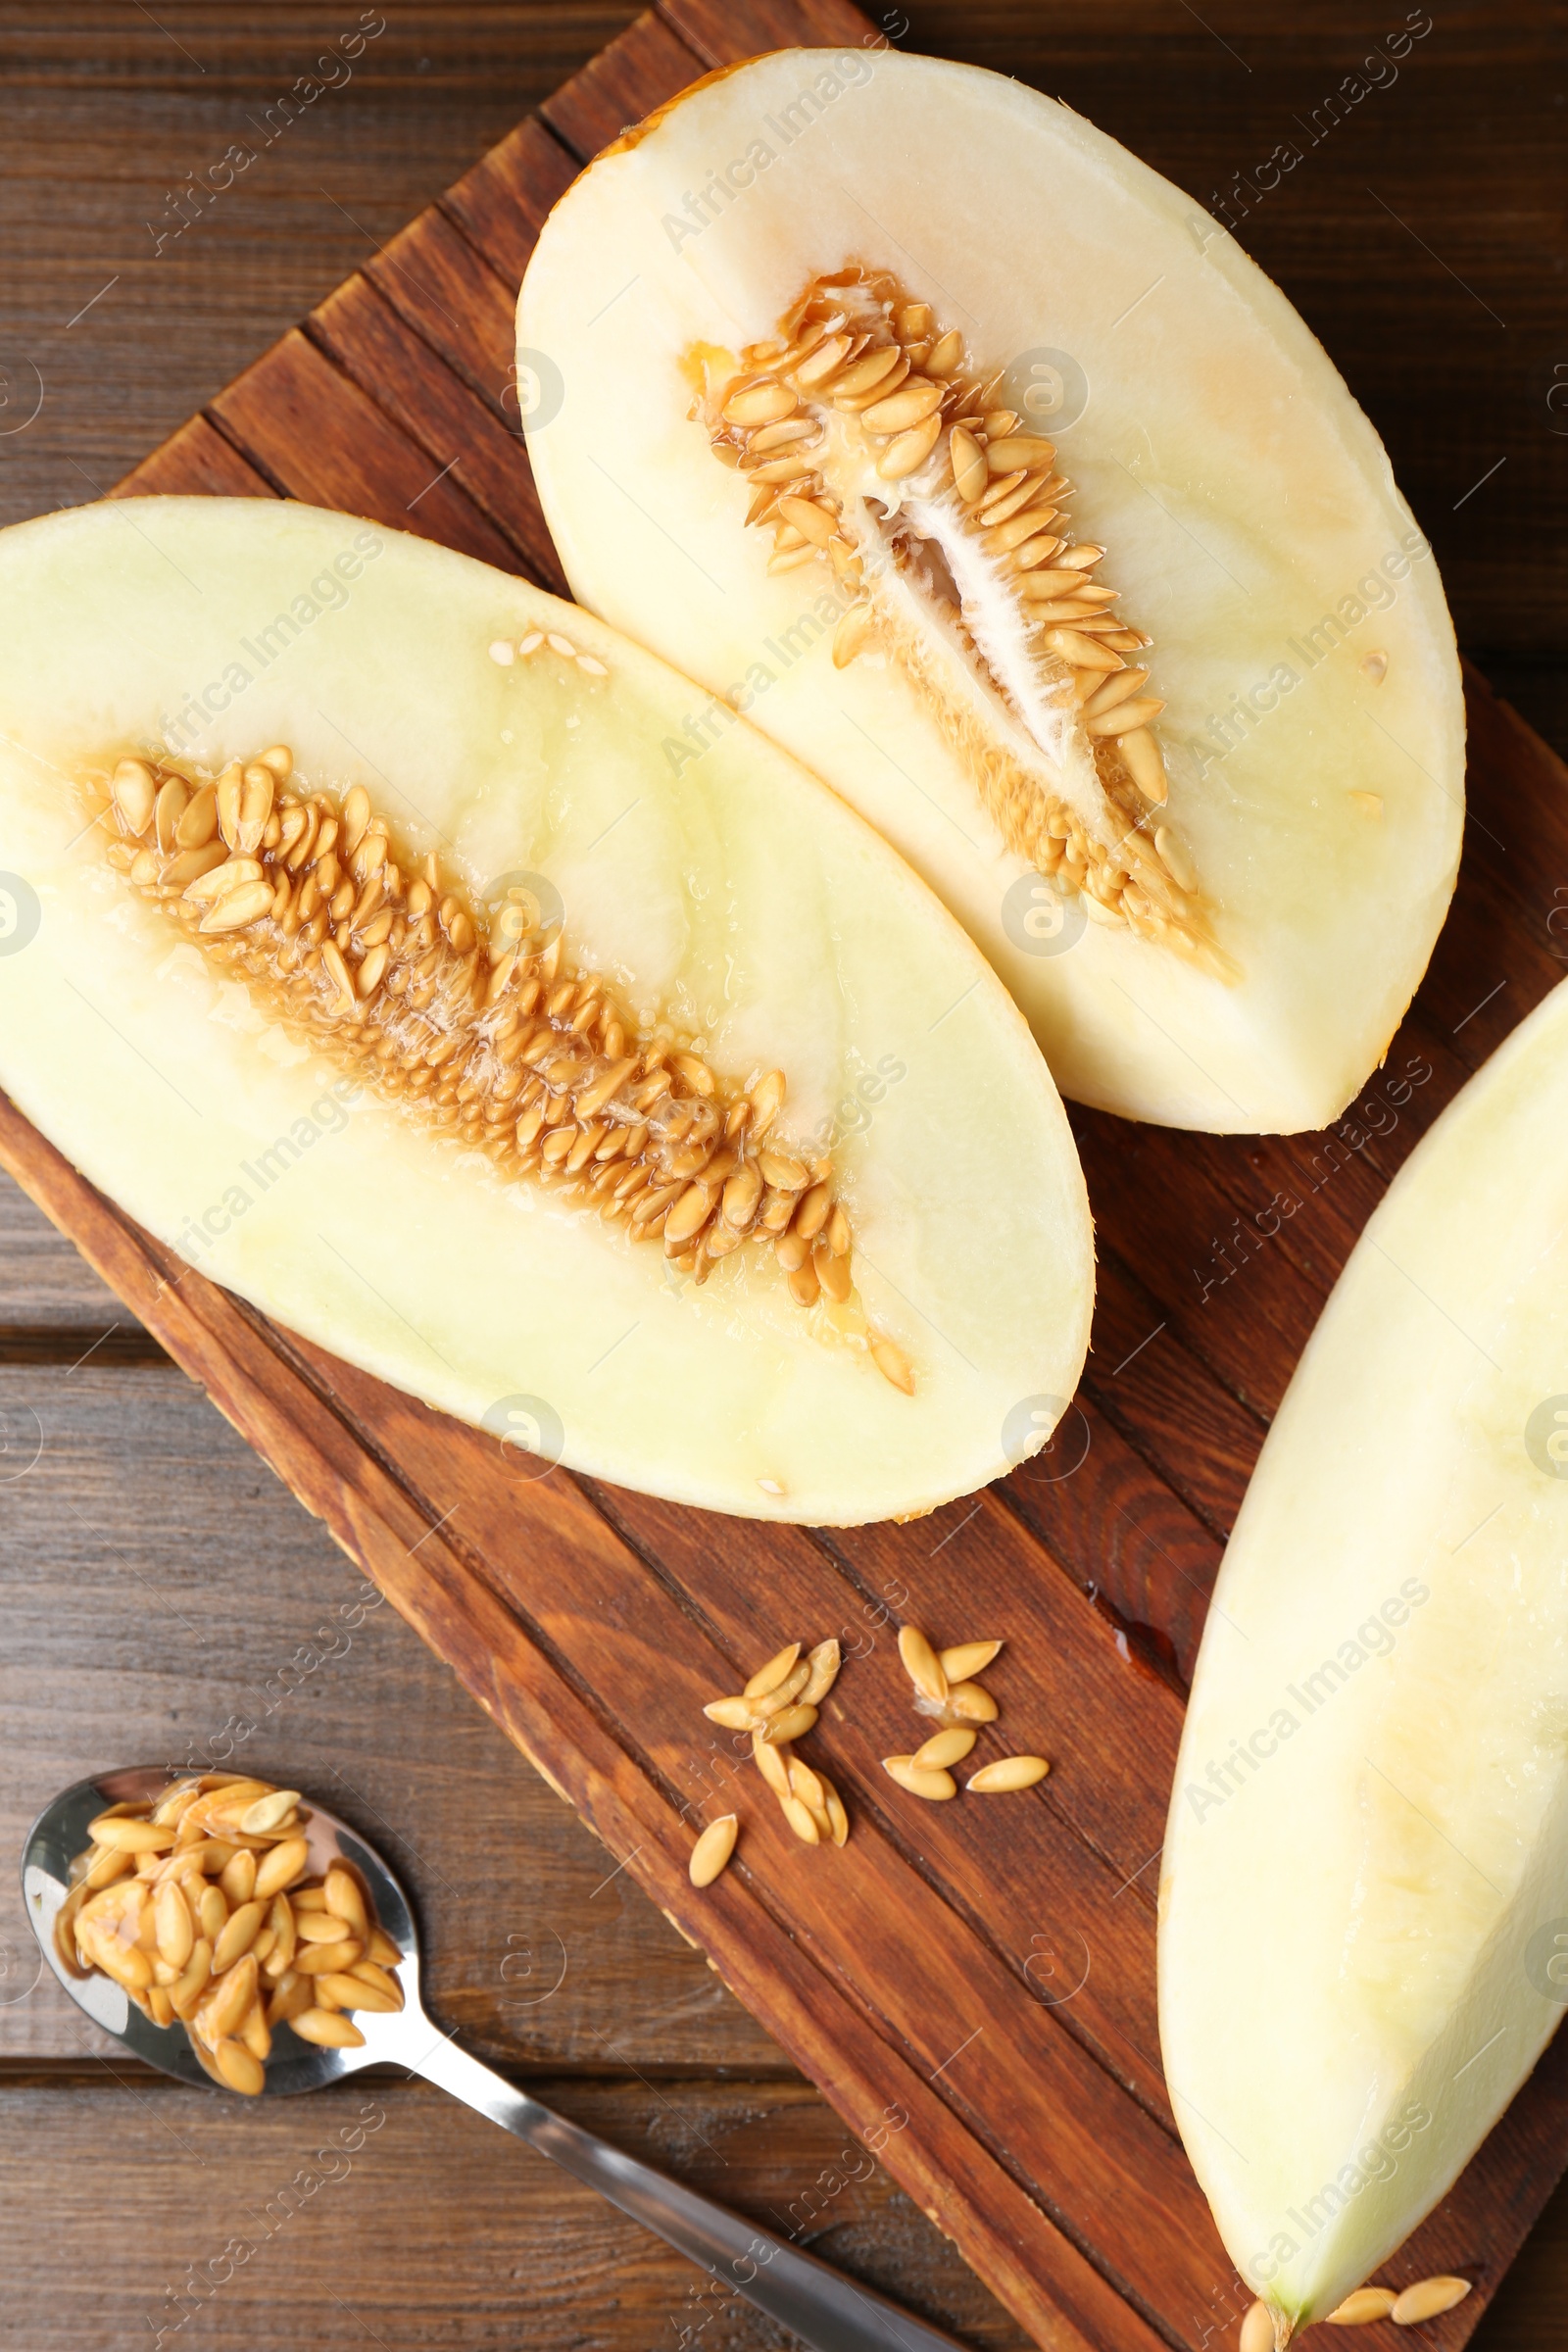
[{"left": 688, "top": 1814, "right": 739, "bottom": 1887}]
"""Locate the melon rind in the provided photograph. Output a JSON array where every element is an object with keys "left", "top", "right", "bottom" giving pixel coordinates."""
[
  {"left": 518, "top": 47, "right": 1464, "bottom": 1134},
  {"left": 0, "top": 497, "right": 1093, "bottom": 1525},
  {"left": 1158, "top": 980, "right": 1568, "bottom": 2327}
]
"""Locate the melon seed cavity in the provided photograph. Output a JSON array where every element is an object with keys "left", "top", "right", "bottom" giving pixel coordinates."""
[
  {"left": 96, "top": 746, "right": 914, "bottom": 1394},
  {"left": 697, "top": 269, "right": 1225, "bottom": 975}
]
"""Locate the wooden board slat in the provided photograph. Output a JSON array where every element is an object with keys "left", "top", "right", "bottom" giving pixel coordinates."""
[
  {"left": 0, "top": 2076, "right": 1031, "bottom": 2352},
  {"left": 440, "top": 116, "right": 583, "bottom": 296},
  {"left": 660, "top": 0, "right": 879, "bottom": 62},
  {"left": 361, "top": 203, "right": 522, "bottom": 420},
  {"left": 208, "top": 329, "right": 524, "bottom": 571},
  {"left": 113, "top": 415, "right": 279, "bottom": 505},
  {"left": 305, "top": 274, "right": 566, "bottom": 589},
  {"left": 541, "top": 13, "right": 708, "bottom": 160},
  {"left": 5, "top": 6, "right": 1567, "bottom": 2348}
]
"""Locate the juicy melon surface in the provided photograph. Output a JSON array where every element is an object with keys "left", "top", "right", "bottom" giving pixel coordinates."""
[
  {"left": 518, "top": 47, "right": 1464, "bottom": 1133},
  {"left": 0, "top": 498, "right": 1093, "bottom": 1524},
  {"left": 1158, "top": 980, "right": 1568, "bottom": 2329}
]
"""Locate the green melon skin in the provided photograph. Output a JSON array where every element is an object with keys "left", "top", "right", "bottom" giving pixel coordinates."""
[
  {"left": 518, "top": 46, "right": 1464, "bottom": 1135},
  {"left": 1159, "top": 980, "right": 1568, "bottom": 2331},
  {"left": 0, "top": 497, "right": 1094, "bottom": 1526}
]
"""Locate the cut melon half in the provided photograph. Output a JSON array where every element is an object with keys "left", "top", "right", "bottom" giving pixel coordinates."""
[
  {"left": 0, "top": 497, "right": 1093, "bottom": 1524},
  {"left": 518, "top": 46, "right": 1464, "bottom": 1133},
  {"left": 1158, "top": 978, "right": 1568, "bottom": 2330}
]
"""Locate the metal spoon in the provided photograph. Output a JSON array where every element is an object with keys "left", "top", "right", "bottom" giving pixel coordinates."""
[{"left": 24, "top": 1767, "right": 967, "bottom": 2352}]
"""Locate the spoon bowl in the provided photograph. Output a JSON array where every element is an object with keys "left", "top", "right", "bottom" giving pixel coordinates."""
[
  {"left": 24, "top": 1765, "right": 417, "bottom": 2097},
  {"left": 23, "top": 1765, "right": 965, "bottom": 2352}
]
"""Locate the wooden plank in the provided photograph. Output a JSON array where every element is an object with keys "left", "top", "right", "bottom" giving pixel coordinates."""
[
  {"left": 1477, "top": 2175, "right": 1568, "bottom": 2352},
  {"left": 660, "top": 0, "right": 880, "bottom": 61},
  {"left": 0, "top": 2076, "right": 1032, "bottom": 2352},
  {"left": 110, "top": 416, "right": 278, "bottom": 504},
  {"left": 0, "top": 3, "right": 635, "bottom": 541},
  {"left": 0, "top": 1173, "right": 144, "bottom": 1348},
  {"left": 999, "top": 1396, "right": 1224, "bottom": 1693},
  {"left": 1070, "top": 1104, "right": 1325, "bottom": 1422},
  {"left": 207, "top": 330, "right": 524, "bottom": 572},
  {"left": 441, "top": 116, "right": 583, "bottom": 296},
  {"left": 1079, "top": 1251, "right": 1262, "bottom": 1545},
  {"left": 541, "top": 14, "right": 708, "bottom": 161},
  {"left": 305, "top": 274, "right": 567, "bottom": 590},
  {"left": 361, "top": 204, "right": 520, "bottom": 421}
]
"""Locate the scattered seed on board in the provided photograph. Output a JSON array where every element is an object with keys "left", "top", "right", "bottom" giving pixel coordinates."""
[
  {"left": 751, "top": 1661, "right": 809, "bottom": 1717},
  {"left": 1391, "top": 2279, "right": 1471, "bottom": 2327},
  {"left": 897, "top": 1625, "right": 947, "bottom": 1704},
  {"left": 799, "top": 1639, "right": 841, "bottom": 1705},
  {"left": 1326, "top": 2290, "right": 1397, "bottom": 2326},
  {"left": 912, "top": 1727, "right": 976, "bottom": 1771},
  {"left": 745, "top": 1642, "right": 802, "bottom": 1700},
  {"left": 919, "top": 1679, "right": 1000, "bottom": 1727},
  {"left": 689, "top": 1814, "right": 739, "bottom": 1887},
  {"left": 703, "top": 1696, "right": 757, "bottom": 1732},
  {"left": 706, "top": 1638, "right": 851, "bottom": 1849},
  {"left": 1240, "top": 2302, "right": 1274, "bottom": 2352},
  {"left": 938, "top": 1640, "right": 1001, "bottom": 1683},
  {"left": 761, "top": 1701, "right": 818, "bottom": 1745},
  {"left": 966, "top": 1755, "right": 1049, "bottom": 1793},
  {"left": 886, "top": 1625, "right": 1043, "bottom": 1791},
  {"left": 882, "top": 1757, "right": 956, "bottom": 1802},
  {"left": 781, "top": 1794, "right": 821, "bottom": 1844}
]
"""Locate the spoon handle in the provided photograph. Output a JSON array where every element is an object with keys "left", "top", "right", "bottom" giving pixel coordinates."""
[{"left": 412, "top": 2030, "right": 970, "bottom": 2352}]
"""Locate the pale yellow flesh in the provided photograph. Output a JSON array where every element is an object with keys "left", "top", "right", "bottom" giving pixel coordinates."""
[
  {"left": 1158, "top": 981, "right": 1568, "bottom": 2327},
  {"left": 518, "top": 46, "right": 1463, "bottom": 1133},
  {"left": 0, "top": 498, "right": 1093, "bottom": 1524}
]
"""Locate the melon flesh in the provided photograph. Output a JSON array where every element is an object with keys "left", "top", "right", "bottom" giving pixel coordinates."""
[
  {"left": 518, "top": 47, "right": 1463, "bottom": 1134},
  {"left": 1158, "top": 979, "right": 1568, "bottom": 2329},
  {"left": 0, "top": 497, "right": 1093, "bottom": 1524}
]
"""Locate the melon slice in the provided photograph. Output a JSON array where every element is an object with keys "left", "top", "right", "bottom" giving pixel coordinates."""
[
  {"left": 0, "top": 496, "right": 1092, "bottom": 1525},
  {"left": 1158, "top": 979, "right": 1568, "bottom": 2331},
  {"left": 517, "top": 47, "right": 1464, "bottom": 1134}
]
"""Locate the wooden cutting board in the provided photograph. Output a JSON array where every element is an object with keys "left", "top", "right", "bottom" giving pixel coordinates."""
[{"left": 6, "top": 2, "right": 1568, "bottom": 2345}]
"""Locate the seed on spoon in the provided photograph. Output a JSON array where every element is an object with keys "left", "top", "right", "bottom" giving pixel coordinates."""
[{"left": 65, "top": 1772, "right": 403, "bottom": 2093}]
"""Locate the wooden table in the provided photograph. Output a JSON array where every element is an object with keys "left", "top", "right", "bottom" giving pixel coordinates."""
[{"left": 1, "top": 6, "right": 1563, "bottom": 2347}]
